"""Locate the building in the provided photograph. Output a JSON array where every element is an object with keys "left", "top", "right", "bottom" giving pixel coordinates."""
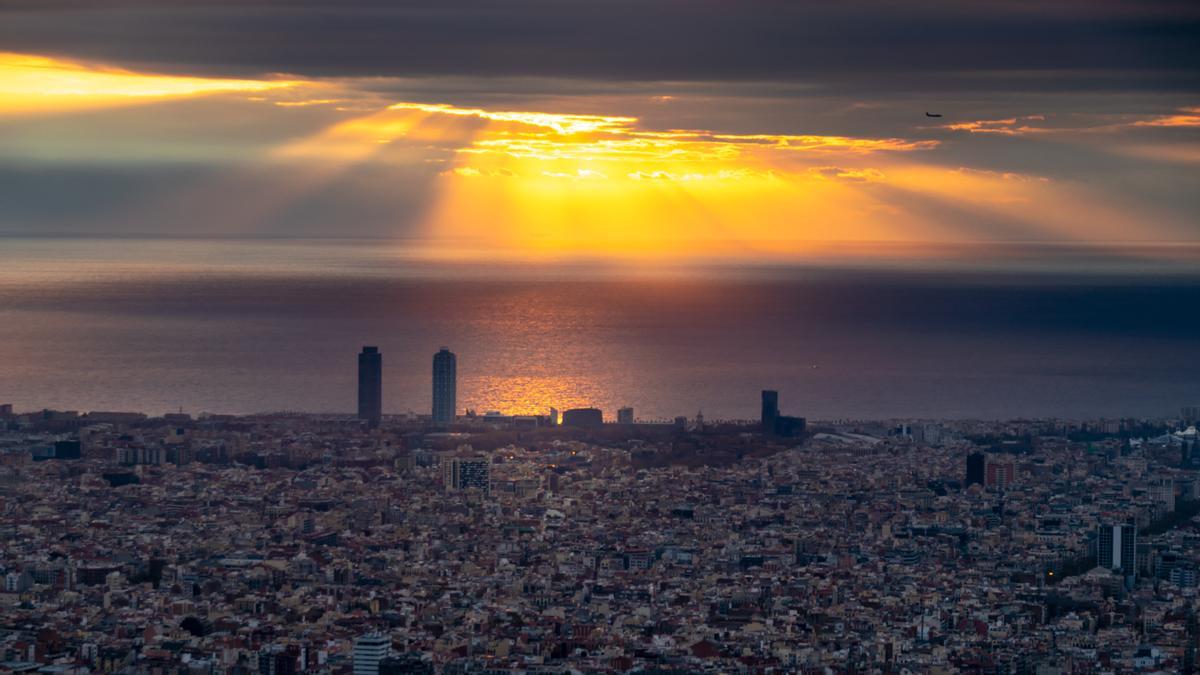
[
  {"left": 562, "top": 408, "right": 603, "bottom": 428},
  {"left": 617, "top": 406, "right": 634, "bottom": 425},
  {"left": 918, "top": 423, "right": 946, "bottom": 446},
  {"left": 1150, "top": 478, "right": 1175, "bottom": 513},
  {"left": 258, "top": 644, "right": 302, "bottom": 675},
  {"left": 985, "top": 457, "right": 1015, "bottom": 489},
  {"left": 54, "top": 439, "right": 81, "bottom": 460},
  {"left": 443, "top": 456, "right": 490, "bottom": 495},
  {"left": 761, "top": 390, "right": 806, "bottom": 438},
  {"left": 379, "top": 654, "right": 433, "bottom": 674},
  {"left": 357, "top": 346, "right": 382, "bottom": 428},
  {"left": 761, "top": 390, "right": 779, "bottom": 434},
  {"left": 4, "top": 571, "right": 32, "bottom": 593},
  {"left": 1098, "top": 522, "right": 1137, "bottom": 579},
  {"left": 965, "top": 452, "right": 986, "bottom": 486},
  {"left": 353, "top": 633, "right": 390, "bottom": 675},
  {"left": 432, "top": 347, "right": 456, "bottom": 425}
]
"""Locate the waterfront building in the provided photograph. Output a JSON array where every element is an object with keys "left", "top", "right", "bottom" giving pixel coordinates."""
[
  {"left": 432, "top": 348, "right": 457, "bottom": 425},
  {"left": 357, "top": 346, "right": 382, "bottom": 427}
]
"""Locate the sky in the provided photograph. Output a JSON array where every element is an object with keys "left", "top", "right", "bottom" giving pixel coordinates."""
[{"left": 1, "top": 0, "right": 1198, "bottom": 261}]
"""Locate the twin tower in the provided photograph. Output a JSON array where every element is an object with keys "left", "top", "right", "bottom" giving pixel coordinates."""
[{"left": 357, "top": 346, "right": 456, "bottom": 427}]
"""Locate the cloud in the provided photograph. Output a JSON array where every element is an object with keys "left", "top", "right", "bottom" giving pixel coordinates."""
[
  {"left": 0, "top": 1, "right": 1196, "bottom": 94},
  {"left": 808, "top": 167, "right": 887, "bottom": 182},
  {"left": 272, "top": 98, "right": 348, "bottom": 108},
  {"left": 1132, "top": 107, "right": 1200, "bottom": 128},
  {"left": 0, "top": 51, "right": 300, "bottom": 115},
  {"left": 1, "top": 45, "right": 1197, "bottom": 251},
  {"left": 944, "top": 116, "right": 1052, "bottom": 135},
  {"left": 943, "top": 108, "right": 1200, "bottom": 136},
  {"left": 282, "top": 100, "right": 937, "bottom": 177}
]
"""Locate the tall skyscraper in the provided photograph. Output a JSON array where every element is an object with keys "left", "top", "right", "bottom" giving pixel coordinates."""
[
  {"left": 432, "top": 347, "right": 456, "bottom": 425},
  {"left": 357, "top": 346, "right": 382, "bottom": 427},
  {"left": 617, "top": 406, "right": 634, "bottom": 424},
  {"left": 761, "top": 390, "right": 779, "bottom": 435},
  {"left": 353, "top": 633, "right": 390, "bottom": 675},
  {"left": 1098, "top": 522, "right": 1137, "bottom": 579}
]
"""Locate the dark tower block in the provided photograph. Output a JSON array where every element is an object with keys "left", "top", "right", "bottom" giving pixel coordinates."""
[
  {"left": 433, "top": 347, "right": 457, "bottom": 425},
  {"left": 358, "top": 346, "right": 382, "bottom": 427},
  {"left": 762, "top": 390, "right": 779, "bottom": 435}
]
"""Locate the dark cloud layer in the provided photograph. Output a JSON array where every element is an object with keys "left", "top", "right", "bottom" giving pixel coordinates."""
[{"left": 2, "top": 0, "right": 1198, "bottom": 91}]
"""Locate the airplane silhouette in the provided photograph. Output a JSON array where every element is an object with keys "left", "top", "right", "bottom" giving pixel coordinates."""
[{"left": 925, "top": 112, "right": 943, "bottom": 118}]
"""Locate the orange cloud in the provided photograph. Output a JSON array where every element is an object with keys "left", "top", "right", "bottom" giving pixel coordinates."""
[
  {"left": 1133, "top": 107, "right": 1200, "bottom": 128},
  {"left": 386, "top": 101, "right": 635, "bottom": 134},
  {"left": 280, "top": 100, "right": 934, "bottom": 184},
  {"left": 809, "top": 166, "right": 887, "bottom": 182},
  {"left": 269, "top": 99, "right": 1191, "bottom": 259},
  {"left": 325, "top": 101, "right": 936, "bottom": 170},
  {"left": 945, "top": 108, "right": 1200, "bottom": 136},
  {"left": 0, "top": 52, "right": 300, "bottom": 115},
  {"left": 944, "top": 116, "right": 1048, "bottom": 135}
]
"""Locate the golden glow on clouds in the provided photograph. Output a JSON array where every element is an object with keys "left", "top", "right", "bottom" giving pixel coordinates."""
[
  {"left": 5, "top": 49, "right": 1194, "bottom": 258},
  {"left": 1133, "top": 107, "right": 1200, "bottom": 128},
  {"left": 0, "top": 52, "right": 298, "bottom": 114},
  {"left": 945, "top": 108, "right": 1200, "bottom": 135},
  {"left": 331, "top": 102, "right": 947, "bottom": 254},
  {"left": 271, "top": 99, "right": 1195, "bottom": 256},
  {"left": 267, "top": 99, "right": 940, "bottom": 256},
  {"left": 282, "top": 101, "right": 933, "bottom": 171},
  {"left": 386, "top": 102, "right": 635, "bottom": 135},
  {"left": 944, "top": 116, "right": 1047, "bottom": 135}
]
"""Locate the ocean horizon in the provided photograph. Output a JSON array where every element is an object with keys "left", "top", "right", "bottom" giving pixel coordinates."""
[{"left": 2, "top": 237, "right": 1198, "bottom": 421}]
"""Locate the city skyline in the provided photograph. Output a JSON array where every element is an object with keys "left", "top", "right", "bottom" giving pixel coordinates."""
[{"left": 3, "top": 327, "right": 1198, "bottom": 422}]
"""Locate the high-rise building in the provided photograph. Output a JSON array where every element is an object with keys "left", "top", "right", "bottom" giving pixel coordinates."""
[
  {"left": 617, "top": 407, "right": 634, "bottom": 424},
  {"left": 443, "top": 456, "right": 491, "bottom": 495},
  {"left": 985, "top": 458, "right": 1015, "bottom": 489},
  {"left": 761, "top": 390, "right": 805, "bottom": 437},
  {"left": 357, "top": 347, "right": 382, "bottom": 427},
  {"left": 432, "top": 347, "right": 456, "bottom": 425},
  {"left": 353, "top": 633, "right": 390, "bottom": 675},
  {"left": 965, "top": 452, "right": 986, "bottom": 486},
  {"left": 1098, "top": 522, "right": 1137, "bottom": 578},
  {"left": 761, "top": 390, "right": 779, "bottom": 434}
]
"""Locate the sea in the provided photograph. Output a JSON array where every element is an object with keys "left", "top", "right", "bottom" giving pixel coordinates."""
[{"left": 1, "top": 238, "right": 1197, "bottom": 421}]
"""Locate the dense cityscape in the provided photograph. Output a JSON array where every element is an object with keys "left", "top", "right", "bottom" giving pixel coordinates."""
[
  {"left": 5, "top": 1, "right": 1200, "bottom": 672},
  {"left": 1, "top": 347, "right": 1198, "bottom": 674}
]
